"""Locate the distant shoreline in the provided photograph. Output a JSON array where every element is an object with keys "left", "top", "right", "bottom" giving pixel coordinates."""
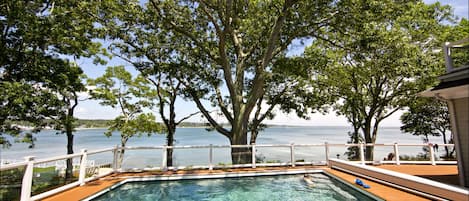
[{"left": 13, "top": 124, "right": 401, "bottom": 130}]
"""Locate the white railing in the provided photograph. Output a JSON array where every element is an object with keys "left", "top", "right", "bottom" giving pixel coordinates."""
[
  {"left": 0, "top": 143, "right": 456, "bottom": 201},
  {"left": 443, "top": 37, "right": 469, "bottom": 72},
  {"left": 0, "top": 147, "right": 116, "bottom": 201}
]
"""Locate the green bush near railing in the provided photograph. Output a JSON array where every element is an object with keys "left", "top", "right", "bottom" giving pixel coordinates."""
[
  {"left": 0, "top": 167, "right": 24, "bottom": 201},
  {"left": 295, "top": 159, "right": 305, "bottom": 162},
  {"left": 0, "top": 166, "right": 68, "bottom": 201},
  {"left": 31, "top": 166, "right": 78, "bottom": 196},
  {"left": 399, "top": 154, "right": 429, "bottom": 161}
]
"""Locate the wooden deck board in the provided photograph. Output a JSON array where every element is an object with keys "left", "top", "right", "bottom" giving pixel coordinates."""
[
  {"left": 41, "top": 177, "right": 123, "bottom": 201},
  {"left": 326, "top": 169, "right": 429, "bottom": 201},
  {"left": 41, "top": 165, "right": 458, "bottom": 201}
]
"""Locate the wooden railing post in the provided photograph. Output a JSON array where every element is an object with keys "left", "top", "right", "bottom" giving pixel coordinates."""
[
  {"left": 252, "top": 144, "right": 256, "bottom": 169},
  {"left": 359, "top": 143, "right": 365, "bottom": 165},
  {"left": 208, "top": 144, "right": 213, "bottom": 171},
  {"left": 78, "top": 149, "right": 88, "bottom": 186},
  {"left": 290, "top": 143, "right": 295, "bottom": 167},
  {"left": 394, "top": 143, "right": 400, "bottom": 165},
  {"left": 21, "top": 156, "right": 34, "bottom": 201},
  {"left": 161, "top": 146, "right": 167, "bottom": 171}
]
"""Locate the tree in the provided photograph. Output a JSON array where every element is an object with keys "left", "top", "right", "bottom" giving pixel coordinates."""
[
  {"left": 304, "top": 1, "right": 452, "bottom": 160},
  {"left": 48, "top": 63, "right": 87, "bottom": 180},
  {"left": 1, "top": 1, "right": 115, "bottom": 180},
  {"left": 88, "top": 66, "right": 164, "bottom": 165},
  {"left": 399, "top": 13, "right": 468, "bottom": 160},
  {"left": 401, "top": 98, "right": 454, "bottom": 158},
  {"left": 1, "top": 1, "right": 107, "bottom": 145},
  {"left": 147, "top": 0, "right": 341, "bottom": 164},
  {"left": 101, "top": 4, "right": 203, "bottom": 167}
]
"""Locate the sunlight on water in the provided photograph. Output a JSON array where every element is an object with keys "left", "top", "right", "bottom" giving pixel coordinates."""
[{"left": 2, "top": 127, "right": 445, "bottom": 165}]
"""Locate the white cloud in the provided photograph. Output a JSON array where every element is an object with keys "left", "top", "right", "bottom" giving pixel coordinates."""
[
  {"left": 264, "top": 110, "right": 403, "bottom": 127},
  {"left": 75, "top": 100, "right": 120, "bottom": 119}
]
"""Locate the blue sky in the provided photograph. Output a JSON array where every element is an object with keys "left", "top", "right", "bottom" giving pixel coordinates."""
[{"left": 75, "top": 1, "right": 468, "bottom": 127}]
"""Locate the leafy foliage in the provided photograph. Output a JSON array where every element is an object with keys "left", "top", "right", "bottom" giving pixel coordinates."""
[
  {"left": 143, "top": 0, "right": 342, "bottom": 164},
  {"left": 102, "top": 2, "right": 202, "bottom": 166},
  {"left": 401, "top": 97, "right": 454, "bottom": 158},
  {"left": 401, "top": 99, "right": 448, "bottom": 138},
  {"left": 304, "top": 0, "right": 452, "bottom": 160},
  {"left": 88, "top": 66, "right": 164, "bottom": 164},
  {"left": 437, "top": 19, "right": 469, "bottom": 68},
  {"left": 0, "top": 0, "right": 108, "bottom": 147}
]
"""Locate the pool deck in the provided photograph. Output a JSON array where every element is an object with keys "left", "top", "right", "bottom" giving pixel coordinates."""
[{"left": 41, "top": 165, "right": 458, "bottom": 201}]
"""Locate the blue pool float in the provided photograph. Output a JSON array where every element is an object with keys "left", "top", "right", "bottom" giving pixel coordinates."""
[{"left": 355, "top": 178, "right": 370, "bottom": 189}]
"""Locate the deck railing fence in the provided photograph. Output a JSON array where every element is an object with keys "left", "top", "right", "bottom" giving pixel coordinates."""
[{"left": 0, "top": 143, "right": 456, "bottom": 201}]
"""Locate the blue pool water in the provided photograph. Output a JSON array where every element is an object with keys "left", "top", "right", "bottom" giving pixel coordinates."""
[{"left": 92, "top": 174, "right": 381, "bottom": 201}]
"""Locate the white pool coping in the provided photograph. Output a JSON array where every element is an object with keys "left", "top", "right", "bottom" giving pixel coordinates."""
[
  {"left": 82, "top": 169, "right": 383, "bottom": 201},
  {"left": 329, "top": 159, "right": 469, "bottom": 201}
]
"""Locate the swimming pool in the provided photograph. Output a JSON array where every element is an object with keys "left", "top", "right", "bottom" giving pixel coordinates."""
[{"left": 90, "top": 172, "right": 382, "bottom": 201}]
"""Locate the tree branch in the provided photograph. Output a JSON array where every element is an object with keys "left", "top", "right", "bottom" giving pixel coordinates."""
[
  {"left": 149, "top": 0, "right": 218, "bottom": 62},
  {"left": 117, "top": 82, "right": 128, "bottom": 118},
  {"left": 186, "top": 88, "right": 231, "bottom": 137},
  {"left": 71, "top": 91, "right": 79, "bottom": 112},
  {"left": 176, "top": 110, "right": 202, "bottom": 125},
  {"left": 214, "top": 86, "right": 234, "bottom": 123},
  {"left": 244, "top": 0, "right": 294, "bottom": 121},
  {"left": 257, "top": 87, "right": 288, "bottom": 123},
  {"left": 380, "top": 107, "right": 401, "bottom": 121},
  {"left": 147, "top": 74, "right": 170, "bottom": 128},
  {"left": 200, "top": 1, "right": 238, "bottom": 109}
]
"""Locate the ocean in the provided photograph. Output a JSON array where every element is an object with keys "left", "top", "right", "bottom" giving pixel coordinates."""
[{"left": 0, "top": 126, "right": 446, "bottom": 168}]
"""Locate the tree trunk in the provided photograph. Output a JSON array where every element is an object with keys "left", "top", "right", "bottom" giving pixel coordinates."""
[
  {"left": 64, "top": 106, "right": 75, "bottom": 181},
  {"left": 364, "top": 145, "right": 374, "bottom": 161},
  {"left": 65, "top": 127, "right": 74, "bottom": 181},
  {"left": 363, "top": 120, "right": 373, "bottom": 161},
  {"left": 119, "top": 137, "right": 128, "bottom": 166},
  {"left": 166, "top": 126, "right": 175, "bottom": 167},
  {"left": 250, "top": 129, "right": 259, "bottom": 145},
  {"left": 348, "top": 125, "right": 361, "bottom": 160},
  {"left": 64, "top": 94, "right": 78, "bottom": 181},
  {"left": 441, "top": 130, "right": 452, "bottom": 158},
  {"left": 230, "top": 124, "right": 251, "bottom": 164}
]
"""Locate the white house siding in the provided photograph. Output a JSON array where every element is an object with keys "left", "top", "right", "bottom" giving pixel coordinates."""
[{"left": 449, "top": 97, "right": 469, "bottom": 187}]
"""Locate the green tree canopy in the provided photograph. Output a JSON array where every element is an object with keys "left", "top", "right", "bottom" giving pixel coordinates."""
[
  {"left": 399, "top": 18, "right": 469, "bottom": 159},
  {"left": 304, "top": 0, "right": 453, "bottom": 160},
  {"left": 0, "top": 1, "right": 109, "bottom": 147},
  {"left": 401, "top": 97, "right": 455, "bottom": 159},
  {"left": 101, "top": 2, "right": 203, "bottom": 167},
  {"left": 88, "top": 66, "right": 165, "bottom": 165},
  {"left": 144, "top": 0, "right": 343, "bottom": 164}
]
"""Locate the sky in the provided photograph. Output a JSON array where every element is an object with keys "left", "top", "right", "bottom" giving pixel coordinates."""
[{"left": 74, "top": 0, "right": 468, "bottom": 127}]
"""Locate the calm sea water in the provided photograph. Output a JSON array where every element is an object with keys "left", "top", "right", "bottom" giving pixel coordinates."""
[{"left": 1, "top": 126, "right": 445, "bottom": 167}]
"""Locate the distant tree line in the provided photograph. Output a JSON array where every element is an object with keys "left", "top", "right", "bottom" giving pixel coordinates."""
[{"left": 7, "top": 119, "right": 229, "bottom": 129}]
